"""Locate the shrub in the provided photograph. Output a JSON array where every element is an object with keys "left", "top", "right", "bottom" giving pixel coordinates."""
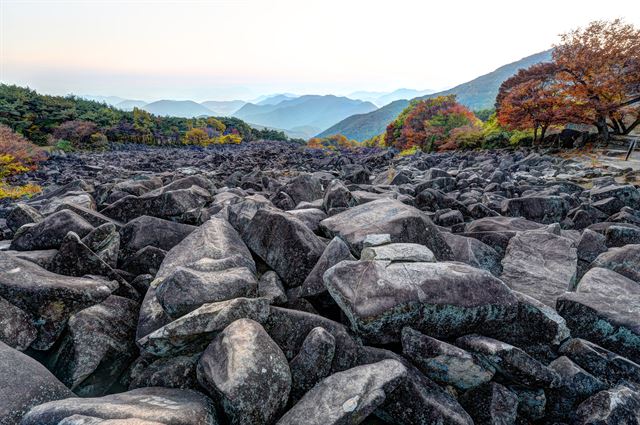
[
  {"left": 0, "top": 125, "right": 45, "bottom": 199},
  {"left": 54, "top": 139, "right": 74, "bottom": 152},
  {"left": 398, "top": 146, "right": 419, "bottom": 157},
  {"left": 385, "top": 95, "right": 480, "bottom": 152}
]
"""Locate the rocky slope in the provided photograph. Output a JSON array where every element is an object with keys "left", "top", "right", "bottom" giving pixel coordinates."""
[{"left": 1, "top": 141, "right": 640, "bottom": 424}]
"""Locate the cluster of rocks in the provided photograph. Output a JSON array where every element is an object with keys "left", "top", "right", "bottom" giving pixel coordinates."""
[{"left": 1, "top": 141, "right": 639, "bottom": 424}]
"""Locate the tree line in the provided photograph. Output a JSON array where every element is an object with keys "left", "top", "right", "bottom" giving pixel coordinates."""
[{"left": 0, "top": 84, "right": 291, "bottom": 149}]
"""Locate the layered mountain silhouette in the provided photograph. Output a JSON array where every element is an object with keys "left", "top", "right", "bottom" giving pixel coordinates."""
[
  {"left": 318, "top": 50, "right": 553, "bottom": 141},
  {"left": 232, "top": 95, "right": 377, "bottom": 138}
]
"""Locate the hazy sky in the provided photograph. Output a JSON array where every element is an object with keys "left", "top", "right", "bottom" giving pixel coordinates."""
[{"left": 2, "top": 0, "right": 639, "bottom": 101}]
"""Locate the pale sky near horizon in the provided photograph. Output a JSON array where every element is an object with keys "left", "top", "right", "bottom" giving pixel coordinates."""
[{"left": 1, "top": 0, "right": 639, "bottom": 102}]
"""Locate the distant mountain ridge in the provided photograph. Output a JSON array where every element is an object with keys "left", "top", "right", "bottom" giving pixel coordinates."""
[
  {"left": 318, "top": 50, "right": 553, "bottom": 141},
  {"left": 232, "top": 95, "right": 378, "bottom": 138}
]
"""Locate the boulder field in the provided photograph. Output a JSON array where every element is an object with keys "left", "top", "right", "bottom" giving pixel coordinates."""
[{"left": 1, "top": 141, "right": 640, "bottom": 424}]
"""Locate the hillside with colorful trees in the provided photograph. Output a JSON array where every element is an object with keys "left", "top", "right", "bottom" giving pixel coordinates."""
[
  {"left": 325, "top": 19, "right": 639, "bottom": 154},
  {"left": 497, "top": 19, "right": 639, "bottom": 143},
  {"left": 0, "top": 84, "right": 290, "bottom": 150}
]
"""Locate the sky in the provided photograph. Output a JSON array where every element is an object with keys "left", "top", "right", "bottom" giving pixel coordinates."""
[{"left": 1, "top": 0, "right": 640, "bottom": 102}]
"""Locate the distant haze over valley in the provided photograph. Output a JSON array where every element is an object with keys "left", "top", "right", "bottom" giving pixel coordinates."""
[{"left": 76, "top": 50, "right": 551, "bottom": 140}]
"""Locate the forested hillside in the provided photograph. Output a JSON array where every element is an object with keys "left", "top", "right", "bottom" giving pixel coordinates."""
[
  {"left": 0, "top": 85, "right": 288, "bottom": 148},
  {"left": 319, "top": 50, "right": 553, "bottom": 141}
]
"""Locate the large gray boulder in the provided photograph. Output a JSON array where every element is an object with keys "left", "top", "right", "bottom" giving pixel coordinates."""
[
  {"left": 10, "top": 210, "right": 94, "bottom": 251},
  {"left": 288, "top": 327, "right": 336, "bottom": 402},
  {"left": 263, "top": 307, "right": 360, "bottom": 373},
  {"left": 559, "top": 338, "right": 640, "bottom": 386},
  {"left": 574, "top": 385, "right": 640, "bottom": 424},
  {"left": 154, "top": 217, "right": 255, "bottom": 283},
  {"left": 557, "top": 267, "right": 640, "bottom": 363},
  {"left": 197, "top": 319, "right": 291, "bottom": 425},
  {"left": 46, "top": 295, "right": 139, "bottom": 397},
  {"left": 155, "top": 266, "right": 257, "bottom": 318},
  {"left": 319, "top": 198, "right": 453, "bottom": 259},
  {"left": 20, "top": 387, "right": 219, "bottom": 425},
  {"left": 242, "top": 208, "right": 325, "bottom": 287},
  {"left": 459, "top": 382, "right": 518, "bottom": 425},
  {"left": 138, "top": 297, "right": 270, "bottom": 357},
  {"left": 287, "top": 236, "right": 355, "bottom": 300},
  {"left": 0, "top": 341, "right": 73, "bottom": 425},
  {"left": 119, "top": 216, "right": 195, "bottom": 261},
  {"left": 0, "top": 296, "right": 37, "bottom": 350},
  {"left": 0, "top": 252, "right": 115, "bottom": 350},
  {"left": 276, "top": 360, "right": 407, "bottom": 425},
  {"left": 500, "top": 229, "right": 577, "bottom": 306},
  {"left": 6, "top": 203, "right": 43, "bottom": 233},
  {"left": 356, "top": 345, "right": 473, "bottom": 425},
  {"left": 456, "top": 334, "right": 561, "bottom": 388},
  {"left": 324, "top": 260, "right": 518, "bottom": 344},
  {"left": 401, "top": 327, "right": 494, "bottom": 391},
  {"left": 443, "top": 233, "right": 502, "bottom": 276},
  {"left": 590, "top": 244, "right": 640, "bottom": 282},
  {"left": 101, "top": 186, "right": 211, "bottom": 223},
  {"left": 501, "top": 196, "right": 570, "bottom": 224}
]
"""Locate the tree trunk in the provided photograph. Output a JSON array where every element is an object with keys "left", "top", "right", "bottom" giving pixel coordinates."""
[
  {"left": 596, "top": 115, "right": 610, "bottom": 141},
  {"left": 540, "top": 125, "right": 548, "bottom": 143},
  {"left": 533, "top": 125, "right": 539, "bottom": 146}
]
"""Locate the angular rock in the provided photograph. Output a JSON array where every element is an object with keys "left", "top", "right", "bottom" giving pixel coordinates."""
[
  {"left": 590, "top": 184, "right": 640, "bottom": 208},
  {"left": 356, "top": 345, "right": 473, "bottom": 425},
  {"left": 456, "top": 334, "right": 561, "bottom": 388},
  {"left": 401, "top": 327, "right": 494, "bottom": 390},
  {"left": 443, "top": 233, "right": 502, "bottom": 275},
  {"left": 154, "top": 217, "right": 255, "bottom": 283},
  {"left": 465, "top": 216, "right": 543, "bottom": 233},
  {"left": 258, "top": 271, "right": 287, "bottom": 305},
  {"left": 135, "top": 285, "right": 171, "bottom": 342},
  {"left": 500, "top": 229, "right": 577, "bottom": 306},
  {"left": 0, "top": 252, "right": 115, "bottom": 350},
  {"left": 286, "top": 208, "right": 327, "bottom": 232},
  {"left": 122, "top": 245, "right": 166, "bottom": 276},
  {"left": 502, "top": 195, "right": 570, "bottom": 224},
  {"left": 324, "top": 260, "right": 517, "bottom": 344},
  {"left": 264, "top": 307, "right": 360, "bottom": 373},
  {"left": 119, "top": 216, "right": 195, "bottom": 261},
  {"left": 459, "top": 382, "right": 518, "bottom": 425},
  {"left": 558, "top": 338, "right": 640, "bottom": 386},
  {"left": 0, "top": 341, "right": 74, "bottom": 424},
  {"left": 574, "top": 385, "right": 640, "bottom": 424},
  {"left": 138, "top": 297, "right": 270, "bottom": 357},
  {"left": 604, "top": 224, "right": 640, "bottom": 247},
  {"left": 82, "top": 223, "right": 120, "bottom": 268},
  {"left": 360, "top": 243, "right": 435, "bottom": 262},
  {"left": 20, "top": 387, "right": 219, "bottom": 425},
  {"left": 197, "top": 318, "right": 291, "bottom": 425},
  {"left": 243, "top": 208, "right": 325, "bottom": 287},
  {"left": 156, "top": 266, "right": 257, "bottom": 318},
  {"left": 590, "top": 244, "right": 640, "bottom": 282},
  {"left": 319, "top": 198, "right": 453, "bottom": 259},
  {"left": 277, "top": 360, "right": 407, "bottom": 425},
  {"left": 323, "top": 179, "right": 357, "bottom": 215},
  {"left": 47, "top": 295, "right": 139, "bottom": 397},
  {"left": 546, "top": 356, "right": 606, "bottom": 420},
  {"left": 10, "top": 210, "right": 94, "bottom": 251},
  {"left": 0, "top": 295, "right": 37, "bottom": 350},
  {"left": 6, "top": 203, "right": 43, "bottom": 233},
  {"left": 289, "top": 327, "right": 336, "bottom": 402},
  {"left": 288, "top": 236, "right": 355, "bottom": 300},
  {"left": 128, "top": 354, "right": 199, "bottom": 390},
  {"left": 557, "top": 267, "right": 640, "bottom": 363}
]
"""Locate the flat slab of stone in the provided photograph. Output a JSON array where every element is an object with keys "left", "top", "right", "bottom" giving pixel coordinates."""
[
  {"left": 324, "top": 260, "right": 518, "bottom": 344},
  {"left": 557, "top": 267, "right": 640, "bottom": 363},
  {"left": 20, "top": 387, "right": 219, "bottom": 425},
  {"left": 500, "top": 230, "right": 577, "bottom": 307},
  {"left": 319, "top": 198, "right": 452, "bottom": 259}
]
